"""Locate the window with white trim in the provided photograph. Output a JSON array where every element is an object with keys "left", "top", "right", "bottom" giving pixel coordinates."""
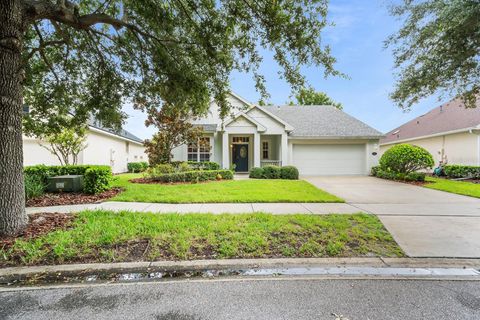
[
  {"left": 188, "top": 137, "right": 211, "bottom": 162},
  {"left": 262, "top": 141, "right": 269, "bottom": 159}
]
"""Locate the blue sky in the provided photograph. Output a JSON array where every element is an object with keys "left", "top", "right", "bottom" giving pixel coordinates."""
[{"left": 123, "top": 0, "right": 443, "bottom": 140}]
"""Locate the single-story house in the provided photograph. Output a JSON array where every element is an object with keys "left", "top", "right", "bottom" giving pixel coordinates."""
[
  {"left": 380, "top": 98, "right": 480, "bottom": 166},
  {"left": 23, "top": 118, "right": 147, "bottom": 173},
  {"left": 172, "top": 92, "right": 383, "bottom": 175}
]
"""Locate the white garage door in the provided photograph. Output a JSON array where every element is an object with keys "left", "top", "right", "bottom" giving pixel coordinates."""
[{"left": 292, "top": 144, "right": 366, "bottom": 175}]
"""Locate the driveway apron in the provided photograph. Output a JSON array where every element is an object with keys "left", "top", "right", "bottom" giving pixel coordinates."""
[{"left": 304, "top": 176, "right": 480, "bottom": 258}]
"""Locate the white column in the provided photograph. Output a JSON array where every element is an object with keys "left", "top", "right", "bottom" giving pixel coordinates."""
[
  {"left": 254, "top": 132, "right": 261, "bottom": 168},
  {"left": 281, "top": 133, "right": 288, "bottom": 166},
  {"left": 222, "top": 132, "right": 229, "bottom": 169}
]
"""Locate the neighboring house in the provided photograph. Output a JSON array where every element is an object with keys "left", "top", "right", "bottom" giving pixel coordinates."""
[
  {"left": 380, "top": 98, "right": 480, "bottom": 166},
  {"left": 172, "top": 92, "right": 383, "bottom": 175},
  {"left": 23, "top": 119, "right": 147, "bottom": 173}
]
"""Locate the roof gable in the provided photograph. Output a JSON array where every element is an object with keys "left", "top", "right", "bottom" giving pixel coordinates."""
[{"left": 223, "top": 112, "right": 266, "bottom": 132}]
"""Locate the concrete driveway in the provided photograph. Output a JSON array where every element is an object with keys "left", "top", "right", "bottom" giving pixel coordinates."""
[{"left": 305, "top": 176, "right": 480, "bottom": 258}]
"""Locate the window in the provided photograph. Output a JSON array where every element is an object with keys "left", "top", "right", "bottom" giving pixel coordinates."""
[
  {"left": 125, "top": 142, "right": 130, "bottom": 153},
  {"left": 232, "top": 137, "right": 249, "bottom": 143},
  {"left": 262, "top": 141, "right": 269, "bottom": 159},
  {"left": 188, "top": 137, "right": 211, "bottom": 162}
]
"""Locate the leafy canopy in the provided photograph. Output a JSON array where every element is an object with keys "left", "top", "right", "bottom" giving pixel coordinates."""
[
  {"left": 21, "top": 0, "right": 341, "bottom": 136},
  {"left": 144, "top": 106, "right": 203, "bottom": 165},
  {"left": 40, "top": 127, "right": 88, "bottom": 165},
  {"left": 386, "top": 0, "right": 480, "bottom": 109},
  {"left": 290, "top": 87, "right": 342, "bottom": 109}
]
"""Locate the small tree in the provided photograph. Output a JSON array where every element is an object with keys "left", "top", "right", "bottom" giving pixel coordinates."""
[
  {"left": 144, "top": 106, "right": 203, "bottom": 165},
  {"left": 40, "top": 127, "right": 88, "bottom": 165},
  {"left": 290, "top": 88, "right": 342, "bottom": 109}
]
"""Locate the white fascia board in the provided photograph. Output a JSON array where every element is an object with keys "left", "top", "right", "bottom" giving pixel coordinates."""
[
  {"left": 222, "top": 112, "right": 267, "bottom": 132},
  {"left": 88, "top": 126, "right": 144, "bottom": 145},
  {"left": 379, "top": 127, "right": 477, "bottom": 146},
  {"left": 253, "top": 105, "right": 294, "bottom": 131}
]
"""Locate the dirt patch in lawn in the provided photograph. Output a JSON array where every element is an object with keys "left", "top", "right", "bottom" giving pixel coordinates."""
[
  {"left": 0, "top": 213, "right": 75, "bottom": 249},
  {"left": 26, "top": 188, "right": 123, "bottom": 207}
]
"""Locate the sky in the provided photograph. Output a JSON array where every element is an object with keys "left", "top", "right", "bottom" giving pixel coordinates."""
[{"left": 123, "top": 0, "right": 444, "bottom": 140}]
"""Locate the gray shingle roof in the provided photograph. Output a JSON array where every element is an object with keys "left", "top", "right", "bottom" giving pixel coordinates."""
[
  {"left": 88, "top": 118, "right": 144, "bottom": 144},
  {"left": 263, "top": 105, "right": 383, "bottom": 138}
]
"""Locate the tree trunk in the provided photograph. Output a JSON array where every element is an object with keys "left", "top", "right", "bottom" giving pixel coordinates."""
[{"left": 0, "top": 0, "right": 28, "bottom": 235}]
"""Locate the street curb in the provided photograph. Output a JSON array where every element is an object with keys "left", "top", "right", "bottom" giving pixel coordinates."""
[{"left": 1, "top": 257, "right": 479, "bottom": 278}]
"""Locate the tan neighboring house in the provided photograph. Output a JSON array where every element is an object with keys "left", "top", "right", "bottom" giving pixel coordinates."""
[
  {"left": 380, "top": 98, "right": 480, "bottom": 166},
  {"left": 23, "top": 119, "right": 147, "bottom": 173}
]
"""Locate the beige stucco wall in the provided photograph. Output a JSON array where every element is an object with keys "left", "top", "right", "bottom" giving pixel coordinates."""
[
  {"left": 380, "top": 132, "right": 479, "bottom": 166},
  {"left": 23, "top": 129, "right": 147, "bottom": 173}
]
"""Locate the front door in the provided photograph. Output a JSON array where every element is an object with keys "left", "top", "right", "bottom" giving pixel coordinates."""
[{"left": 232, "top": 144, "right": 249, "bottom": 172}]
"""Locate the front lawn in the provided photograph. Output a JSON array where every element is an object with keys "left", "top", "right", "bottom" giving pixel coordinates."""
[
  {"left": 1, "top": 210, "right": 403, "bottom": 266},
  {"left": 111, "top": 173, "right": 343, "bottom": 203},
  {"left": 424, "top": 176, "right": 480, "bottom": 198}
]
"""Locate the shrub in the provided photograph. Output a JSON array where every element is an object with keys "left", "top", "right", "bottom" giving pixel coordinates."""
[
  {"left": 373, "top": 168, "right": 426, "bottom": 182},
  {"left": 83, "top": 166, "right": 113, "bottom": 194},
  {"left": 249, "top": 167, "right": 264, "bottom": 179},
  {"left": 177, "top": 162, "right": 191, "bottom": 172},
  {"left": 370, "top": 165, "right": 380, "bottom": 176},
  {"left": 379, "top": 144, "right": 434, "bottom": 174},
  {"left": 150, "top": 170, "right": 234, "bottom": 183},
  {"left": 127, "top": 162, "right": 148, "bottom": 173},
  {"left": 280, "top": 166, "right": 299, "bottom": 180},
  {"left": 262, "top": 165, "right": 281, "bottom": 179},
  {"left": 24, "top": 164, "right": 113, "bottom": 194},
  {"left": 443, "top": 165, "right": 480, "bottom": 179},
  {"left": 24, "top": 174, "right": 45, "bottom": 200},
  {"left": 187, "top": 161, "right": 220, "bottom": 170}
]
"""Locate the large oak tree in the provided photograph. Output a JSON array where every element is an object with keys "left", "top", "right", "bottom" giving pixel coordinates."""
[
  {"left": 387, "top": 0, "right": 480, "bottom": 109},
  {"left": 0, "top": 0, "right": 339, "bottom": 235}
]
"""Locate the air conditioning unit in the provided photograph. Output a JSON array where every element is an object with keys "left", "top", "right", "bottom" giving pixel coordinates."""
[{"left": 48, "top": 175, "right": 84, "bottom": 192}]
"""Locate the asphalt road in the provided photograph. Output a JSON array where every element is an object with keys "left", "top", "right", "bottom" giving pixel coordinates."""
[{"left": 1, "top": 277, "right": 480, "bottom": 320}]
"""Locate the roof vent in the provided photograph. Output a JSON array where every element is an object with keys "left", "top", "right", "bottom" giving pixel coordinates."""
[{"left": 392, "top": 130, "right": 400, "bottom": 135}]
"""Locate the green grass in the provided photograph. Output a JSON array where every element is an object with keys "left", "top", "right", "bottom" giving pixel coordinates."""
[
  {"left": 0, "top": 211, "right": 403, "bottom": 266},
  {"left": 110, "top": 173, "right": 344, "bottom": 203},
  {"left": 424, "top": 176, "right": 480, "bottom": 198}
]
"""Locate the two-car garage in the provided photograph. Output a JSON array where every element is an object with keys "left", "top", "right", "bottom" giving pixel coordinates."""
[{"left": 291, "top": 143, "right": 367, "bottom": 176}]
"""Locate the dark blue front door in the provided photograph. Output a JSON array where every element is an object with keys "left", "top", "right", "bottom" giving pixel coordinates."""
[{"left": 233, "top": 144, "right": 248, "bottom": 172}]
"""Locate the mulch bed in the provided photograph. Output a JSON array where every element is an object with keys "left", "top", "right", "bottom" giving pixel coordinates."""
[
  {"left": 0, "top": 212, "right": 76, "bottom": 249},
  {"left": 26, "top": 187, "right": 123, "bottom": 207}
]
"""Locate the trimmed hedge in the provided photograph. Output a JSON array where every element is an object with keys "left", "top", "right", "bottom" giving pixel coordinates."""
[
  {"left": 151, "top": 170, "right": 234, "bottom": 183},
  {"left": 24, "top": 164, "right": 113, "bottom": 194},
  {"left": 127, "top": 162, "right": 148, "bottom": 173},
  {"left": 444, "top": 165, "right": 480, "bottom": 179},
  {"left": 249, "top": 166, "right": 299, "bottom": 180},
  {"left": 372, "top": 167, "right": 426, "bottom": 182},
  {"left": 262, "top": 165, "right": 281, "bottom": 179},
  {"left": 249, "top": 167, "right": 264, "bottom": 179},
  {"left": 379, "top": 144, "right": 434, "bottom": 174},
  {"left": 187, "top": 161, "right": 221, "bottom": 170},
  {"left": 280, "top": 166, "right": 299, "bottom": 180}
]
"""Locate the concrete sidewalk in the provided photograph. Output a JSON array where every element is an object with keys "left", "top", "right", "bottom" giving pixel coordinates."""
[{"left": 26, "top": 201, "right": 360, "bottom": 215}]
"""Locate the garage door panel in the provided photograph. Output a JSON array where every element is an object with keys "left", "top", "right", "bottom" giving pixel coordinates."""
[{"left": 292, "top": 144, "right": 366, "bottom": 175}]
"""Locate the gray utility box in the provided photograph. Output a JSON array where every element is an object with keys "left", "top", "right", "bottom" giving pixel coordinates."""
[{"left": 48, "top": 175, "right": 84, "bottom": 192}]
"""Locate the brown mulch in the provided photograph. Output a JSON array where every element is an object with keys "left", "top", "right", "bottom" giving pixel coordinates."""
[
  {"left": 26, "top": 187, "right": 123, "bottom": 207},
  {"left": 0, "top": 212, "right": 76, "bottom": 249}
]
